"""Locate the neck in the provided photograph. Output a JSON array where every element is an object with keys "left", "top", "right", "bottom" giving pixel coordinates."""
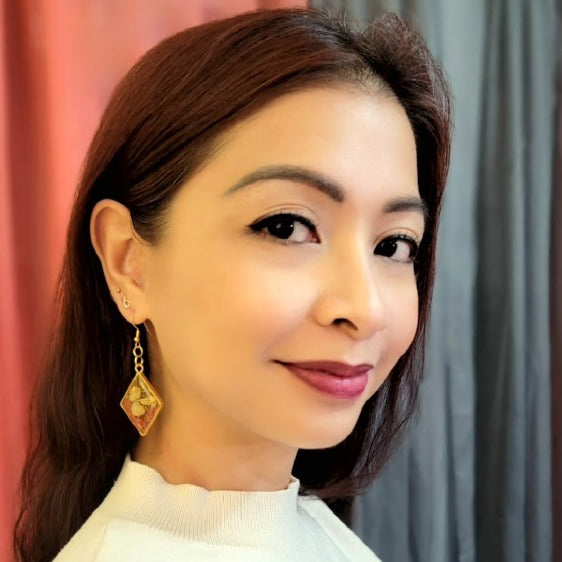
[{"left": 132, "top": 393, "right": 297, "bottom": 492}]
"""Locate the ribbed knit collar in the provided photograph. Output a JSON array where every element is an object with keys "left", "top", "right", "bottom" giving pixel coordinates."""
[{"left": 99, "top": 455, "right": 304, "bottom": 547}]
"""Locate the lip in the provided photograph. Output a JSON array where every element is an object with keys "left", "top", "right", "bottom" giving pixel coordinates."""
[
  {"left": 278, "top": 360, "right": 373, "bottom": 378},
  {"left": 277, "top": 361, "right": 372, "bottom": 398}
]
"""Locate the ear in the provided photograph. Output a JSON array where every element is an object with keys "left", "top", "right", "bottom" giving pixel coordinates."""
[{"left": 90, "top": 199, "right": 150, "bottom": 324}]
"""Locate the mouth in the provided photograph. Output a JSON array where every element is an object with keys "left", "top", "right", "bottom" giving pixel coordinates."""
[{"left": 275, "top": 361, "right": 372, "bottom": 399}]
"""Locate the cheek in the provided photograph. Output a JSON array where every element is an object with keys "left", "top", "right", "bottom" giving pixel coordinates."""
[
  {"left": 206, "top": 264, "right": 314, "bottom": 354},
  {"left": 148, "top": 253, "right": 308, "bottom": 375},
  {"left": 369, "top": 277, "right": 419, "bottom": 392},
  {"left": 392, "top": 282, "right": 419, "bottom": 348},
  {"left": 387, "top": 276, "right": 419, "bottom": 353}
]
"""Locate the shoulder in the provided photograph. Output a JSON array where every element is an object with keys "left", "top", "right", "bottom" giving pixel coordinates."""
[
  {"left": 54, "top": 518, "right": 212, "bottom": 562},
  {"left": 53, "top": 511, "right": 108, "bottom": 562},
  {"left": 54, "top": 515, "right": 203, "bottom": 562},
  {"left": 298, "top": 495, "right": 382, "bottom": 562}
]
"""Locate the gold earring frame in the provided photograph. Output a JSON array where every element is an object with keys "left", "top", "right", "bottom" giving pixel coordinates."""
[{"left": 120, "top": 325, "right": 163, "bottom": 436}]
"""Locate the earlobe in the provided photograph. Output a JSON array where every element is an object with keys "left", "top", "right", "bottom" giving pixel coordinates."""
[{"left": 90, "top": 199, "right": 150, "bottom": 323}]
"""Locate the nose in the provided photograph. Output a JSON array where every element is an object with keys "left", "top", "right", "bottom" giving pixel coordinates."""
[{"left": 312, "top": 248, "right": 387, "bottom": 339}]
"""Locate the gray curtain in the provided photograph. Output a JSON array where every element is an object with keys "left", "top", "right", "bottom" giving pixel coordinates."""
[
  {"left": 551, "top": 5, "right": 562, "bottom": 560},
  {"left": 309, "top": 1, "right": 557, "bottom": 561}
]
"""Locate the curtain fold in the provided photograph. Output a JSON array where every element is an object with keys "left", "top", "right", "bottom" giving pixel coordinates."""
[
  {"left": 551, "top": 4, "right": 562, "bottom": 560},
  {"left": 310, "top": 1, "right": 557, "bottom": 561},
  {"left": 0, "top": 5, "right": 23, "bottom": 559},
  {"left": 475, "top": 2, "right": 554, "bottom": 560},
  {"left": 0, "top": 1, "right": 306, "bottom": 560},
  {"left": 1, "top": 3, "right": 52, "bottom": 560}
]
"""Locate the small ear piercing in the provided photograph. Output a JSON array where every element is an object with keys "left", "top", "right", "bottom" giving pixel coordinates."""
[{"left": 116, "top": 288, "right": 131, "bottom": 309}]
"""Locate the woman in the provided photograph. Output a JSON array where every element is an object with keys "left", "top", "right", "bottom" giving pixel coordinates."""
[{"left": 14, "top": 7, "right": 451, "bottom": 561}]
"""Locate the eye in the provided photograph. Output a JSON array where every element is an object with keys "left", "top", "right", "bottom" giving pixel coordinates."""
[
  {"left": 249, "top": 213, "right": 319, "bottom": 244},
  {"left": 375, "top": 234, "right": 419, "bottom": 264}
]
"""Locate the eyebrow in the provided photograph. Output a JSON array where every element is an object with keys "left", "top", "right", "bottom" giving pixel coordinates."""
[{"left": 223, "top": 165, "right": 427, "bottom": 219}]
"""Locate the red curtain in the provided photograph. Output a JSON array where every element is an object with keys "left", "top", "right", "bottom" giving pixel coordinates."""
[{"left": 0, "top": 1, "right": 306, "bottom": 559}]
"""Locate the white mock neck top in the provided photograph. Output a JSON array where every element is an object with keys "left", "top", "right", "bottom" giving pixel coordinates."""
[{"left": 54, "top": 455, "right": 380, "bottom": 561}]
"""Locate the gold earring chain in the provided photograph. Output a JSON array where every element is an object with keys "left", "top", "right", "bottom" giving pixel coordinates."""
[{"left": 133, "top": 327, "right": 144, "bottom": 376}]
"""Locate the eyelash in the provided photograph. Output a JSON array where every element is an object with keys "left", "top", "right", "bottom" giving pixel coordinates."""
[{"left": 249, "top": 212, "right": 420, "bottom": 264}]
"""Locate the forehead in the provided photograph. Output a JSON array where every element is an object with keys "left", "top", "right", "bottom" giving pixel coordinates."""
[
  {"left": 225, "top": 85, "right": 413, "bottom": 151},
  {"left": 221, "top": 86, "right": 415, "bottom": 183},
  {"left": 171, "top": 86, "right": 419, "bottom": 215}
]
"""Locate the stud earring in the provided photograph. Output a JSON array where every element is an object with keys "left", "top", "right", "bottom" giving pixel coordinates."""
[
  {"left": 120, "top": 325, "right": 163, "bottom": 436},
  {"left": 122, "top": 296, "right": 131, "bottom": 309}
]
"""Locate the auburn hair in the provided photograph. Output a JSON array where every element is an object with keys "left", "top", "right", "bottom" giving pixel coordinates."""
[{"left": 14, "top": 8, "right": 451, "bottom": 561}]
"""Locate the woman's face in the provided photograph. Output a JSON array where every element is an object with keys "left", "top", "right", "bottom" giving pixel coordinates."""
[{"left": 142, "top": 85, "right": 423, "bottom": 451}]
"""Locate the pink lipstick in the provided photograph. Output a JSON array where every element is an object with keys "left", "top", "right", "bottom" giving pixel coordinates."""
[{"left": 277, "top": 360, "right": 372, "bottom": 398}]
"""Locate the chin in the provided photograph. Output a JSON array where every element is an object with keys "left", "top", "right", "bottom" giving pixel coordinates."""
[{"left": 295, "top": 423, "right": 357, "bottom": 451}]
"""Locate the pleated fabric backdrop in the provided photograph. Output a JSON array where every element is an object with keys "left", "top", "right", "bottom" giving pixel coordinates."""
[
  {"left": 0, "top": 2, "right": 306, "bottom": 560},
  {"left": 552, "top": 7, "right": 562, "bottom": 559}
]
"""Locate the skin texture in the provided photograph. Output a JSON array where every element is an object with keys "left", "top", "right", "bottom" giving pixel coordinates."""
[{"left": 91, "top": 86, "right": 423, "bottom": 492}]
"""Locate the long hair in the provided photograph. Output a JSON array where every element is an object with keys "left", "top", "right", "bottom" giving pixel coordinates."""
[{"left": 14, "top": 8, "right": 451, "bottom": 561}]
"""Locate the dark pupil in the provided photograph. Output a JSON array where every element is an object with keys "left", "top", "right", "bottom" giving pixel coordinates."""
[
  {"left": 269, "top": 218, "right": 294, "bottom": 239},
  {"left": 378, "top": 239, "right": 397, "bottom": 257}
]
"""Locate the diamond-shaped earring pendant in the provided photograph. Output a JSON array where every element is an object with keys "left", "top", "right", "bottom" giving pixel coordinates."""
[
  {"left": 120, "top": 326, "right": 163, "bottom": 436},
  {"left": 120, "top": 371, "right": 163, "bottom": 436}
]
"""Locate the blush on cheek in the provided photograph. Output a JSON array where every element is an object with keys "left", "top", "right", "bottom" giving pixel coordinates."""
[{"left": 385, "top": 297, "right": 418, "bottom": 371}]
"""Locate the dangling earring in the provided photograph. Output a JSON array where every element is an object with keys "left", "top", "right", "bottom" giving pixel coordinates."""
[{"left": 120, "top": 324, "right": 163, "bottom": 436}]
